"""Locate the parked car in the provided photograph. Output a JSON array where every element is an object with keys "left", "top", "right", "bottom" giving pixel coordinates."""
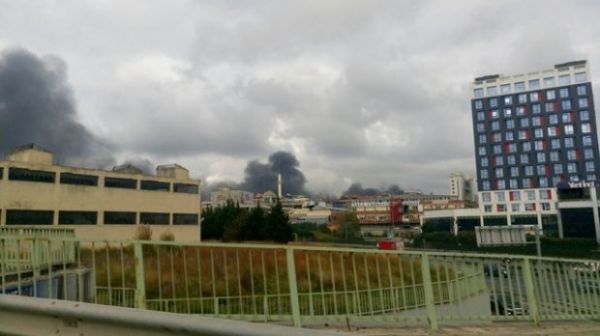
[{"left": 376, "top": 240, "right": 398, "bottom": 250}]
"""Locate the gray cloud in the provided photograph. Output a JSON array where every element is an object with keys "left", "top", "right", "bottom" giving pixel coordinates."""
[
  {"left": 0, "top": 1, "right": 599, "bottom": 195},
  {"left": 0, "top": 48, "right": 114, "bottom": 167}
]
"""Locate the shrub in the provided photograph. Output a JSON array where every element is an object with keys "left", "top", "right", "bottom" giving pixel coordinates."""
[
  {"left": 134, "top": 225, "right": 153, "bottom": 240},
  {"left": 159, "top": 230, "right": 175, "bottom": 241}
]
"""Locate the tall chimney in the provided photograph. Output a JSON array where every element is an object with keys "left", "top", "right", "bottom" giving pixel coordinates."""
[{"left": 277, "top": 173, "right": 282, "bottom": 199}]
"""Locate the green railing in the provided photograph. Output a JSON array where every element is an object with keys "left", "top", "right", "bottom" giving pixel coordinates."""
[{"left": 1, "top": 232, "right": 600, "bottom": 330}]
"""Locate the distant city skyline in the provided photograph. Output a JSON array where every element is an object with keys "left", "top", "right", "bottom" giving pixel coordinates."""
[{"left": 1, "top": 1, "right": 600, "bottom": 195}]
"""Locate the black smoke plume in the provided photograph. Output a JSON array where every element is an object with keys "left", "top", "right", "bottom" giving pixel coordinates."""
[
  {"left": 0, "top": 48, "right": 114, "bottom": 167},
  {"left": 343, "top": 183, "right": 405, "bottom": 196},
  {"left": 240, "top": 151, "right": 306, "bottom": 195}
]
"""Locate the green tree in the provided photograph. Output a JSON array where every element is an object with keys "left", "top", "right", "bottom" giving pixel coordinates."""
[
  {"left": 336, "top": 211, "right": 361, "bottom": 240},
  {"left": 241, "top": 206, "right": 265, "bottom": 241},
  {"left": 264, "top": 202, "right": 293, "bottom": 243}
]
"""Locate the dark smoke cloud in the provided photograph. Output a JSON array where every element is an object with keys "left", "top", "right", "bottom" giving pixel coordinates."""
[
  {"left": 240, "top": 151, "right": 306, "bottom": 195},
  {"left": 0, "top": 48, "right": 114, "bottom": 167},
  {"left": 343, "top": 183, "right": 405, "bottom": 196}
]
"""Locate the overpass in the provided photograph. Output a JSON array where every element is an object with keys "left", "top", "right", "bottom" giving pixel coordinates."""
[{"left": 1, "top": 227, "right": 600, "bottom": 333}]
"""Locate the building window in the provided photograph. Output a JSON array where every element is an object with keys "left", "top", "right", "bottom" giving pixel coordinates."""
[
  {"left": 536, "top": 165, "right": 547, "bottom": 175},
  {"left": 534, "top": 140, "right": 544, "bottom": 151},
  {"left": 474, "top": 88, "right": 484, "bottom": 98},
  {"left": 520, "top": 154, "right": 529, "bottom": 164},
  {"left": 583, "top": 135, "right": 593, "bottom": 146},
  {"left": 530, "top": 92, "right": 539, "bottom": 102},
  {"left": 503, "top": 108, "right": 512, "bottom": 117},
  {"left": 515, "top": 82, "right": 525, "bottom": 92},
  {"left": 141, "top": 180, "right": 170, "bottom": 192},
  {"left": 511, "top": 203, "right": 520, "bottom": 212},
  {"left": 586, "top": 161, "right": 595, "bottom": 173},
  {"left": 496, "top": 191, "right": 505, "bottom": 202},
  {"left": 104, "top": 211, "right": 136, "bottom": 224},
  {"left": 567, "top": 149, "right": 578, "bottom": 161},
  {"left": 477, "top": 112, "right": 485, "bottom": 121},
  {"left": 174, "top": 183, "right": 199, "bottom": 194},
  {"left": 525, "top": 166, "right": 534, "bottom": 176},
  {"left": 492, "top": 133, "right": 502, "bottom": 142},
  {"left": 504, "top": 96, "right": 513, "bottom": 105},
  {"left": 491, "top": 120, "right": 500, "bottom": 131},
  {"left": 579, "top": 98, "right": 588, "bottom": 108},
  {"left": 584, "top": 148, "right": 594, "bottom": 160},
  {"left": 562, "top": 113, "right": 572, "bottom": 123},
  {"left": 484, "top": 204, "right": 492, "bottom": 212},
  {"left": 550, "top": 151, "right": 559, "bottom": 162},
  {"left": 541, "top": 203, "right": 551, "bottom": 211},
  {"left": 577, "top": 85, "right": 587, "bottom": 96},
  {"left": 482, "top": 181, "right": 490, "bottom": 191},
  {"left": 532, "top": 104, "right": 541, "bottom": 114},
  {"left": 491, "top": 110, "right": 499, "bottom": 118},
  {"left": 545, "top": 102, "right": 555, "bottom": 112},
  {"left": 559, "top": 74, "right": 571, "bottom": 86},
  {"left": 505, "top": 132, "right": 514, "bottom": 141},
  {"left": 520, "top": 118, "right": 529, "bottom": 128},
  {"left": 546, "top": 90, "right": 556, "bottom": 100},
  {"left": 570, "top": 175, "right": 580, "bottom": 182},
  {"left": 547, "top": 126, "right": 558, "bottom": 137},
  {"left": 510, "top": 191, "right": 521, "bottom": 201},
  {"left": 567, "top": 163, "right": 577, "bottom": 174},
  {"left": 526, "top": 191, "right": 536, "bottom": 201},
  {"left": 495, "top": 156, "right": 504, "bottom": 166},
  {"left": 550, "top": 139, "right": 561, "bottom": 149},
  {"left": 482, "top": 192, "right": 491, "bottom": 202},
  {"left": 497, "top": 180, "right": 506, "bottom": 189},
  {"left": 6, "top": 210, "right": 54, "bottom": 225},
  {"left": 559, "top": 88, "right": 569, "bottom": 98},
  {"left": 539, "top": 177, "right": 548, "bottom": 188},
  {"left": 529, "top": 79, "right": 540, "bottom": 90},
  {"left": 554, "top": 164, "right": 563, "bottom": 174},
  {"left": 510, "top": 166, "right": 519, "bottom": 177},
  {"left": 565, "top": 137, "right": 575, "bottom": 148},
  {"left": 518, "top": 93, "right": 527, "bottom": 104},
  {"left": 509, "top": 179, "right": 518, "bottom": 189},
  {"left": 60, "top": 173, "right": 98, "bottom": 186},
  {"left": 487, "top": 87, "right": 498, "bottom": 96},
  {"left": 140, "top": 212, "right": 170, "bottom": 225},
  {"left": 534, "top": 128, "right": 544, "bottom": 138},
  {"left": 505, "top": 119, "right": 515, "bottom": 129},
  {"left": 532, "top": 117, "right": 541, "bottom": 127},
  {"left": 507, "top": 154, "right": 517, "bottom": 164},
  {"left": 522, "top": 179, "right": 532, "bottom": 188},
  {"left": 497, "top": 204, "right": 507, "bottom": 212},
  {"left": 59, "top": 211, "right": 97, "bottom": 225},
  {"left": 495, "top": 168, "right": 504, "bottom": 178},
  {"left": 173, "top": 213, "right": 199, "bottom": 225},
  {"left": 587, "top": 174, "right": 597, "bottom": 182},
  {"left": 493, "top": 145, "right": 502, "bottom": 155},
  {"left": 540, "top": 189, "right": 552, "bottom": 200},
  {"left": 524, "top": 203, "right": 536, "bottom": 211},
  {"left": 477, "top": 123, "right": 485, "bottom": 132},
  {"left": 544, "top": 77, "right": 555, "bottom": 87},
  {"left": 105, "top": 177, "right": 137, "bottom": 189},
  {"left": 564, "top": 124, "right": 574, "bottom": 135},
  {"left": 480, "top": 169, "right": 489, "bottom": 179},
  {"left": 481, "top": 157, "right": 489, "bottom": 167},
  {"left": 518, "top": 130, "right": 529, "bottom": 140},
  {"left": 501, "top": 84, "right": 511, "bottom": 94},
  {"left": 580, "top": 110, "right": 590, "bottom": 121},
  {"left": 8, "top": 167, "right": 55, "bottom": 183},
  {"left": 536, "top": 152, "right": 546, "bottom": 163},
  {"left": 582, "top": 123, "right": 592, "bottom": 134},
  {"left": 561, "top": 100, "right": 572, "bottom": 110},
  {"left": 575, "top": 72, "right": 587, "bottom": 83}
]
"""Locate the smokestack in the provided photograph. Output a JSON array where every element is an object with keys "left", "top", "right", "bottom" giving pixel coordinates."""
[{"left": 277, "top": 173, "right": 282, "bottom": 199}]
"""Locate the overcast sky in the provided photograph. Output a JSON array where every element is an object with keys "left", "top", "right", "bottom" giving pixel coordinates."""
[{"left": 1, "top": 0, "right": 600, "bottom": 195}]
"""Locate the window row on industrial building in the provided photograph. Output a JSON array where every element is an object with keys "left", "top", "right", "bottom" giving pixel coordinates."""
[
  {"left": 473, "top": 71, "right": 588, "bottom": 98},
  {"left": 1, "top": 209, "right": 199, "bottom": 225},
  {"left": 474, "top": 84, "right": 589, "bottom": 109},
  {"left": 0, "top": 167, "right": 199, "bottom": 194}
]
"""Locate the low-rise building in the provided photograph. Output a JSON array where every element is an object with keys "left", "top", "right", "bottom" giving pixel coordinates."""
[
  {"left": 0, "top": 144, "right": 201, "bottom": 242},
  {"left": 210, "top": 187, "right": 255, "bottom": 208}
]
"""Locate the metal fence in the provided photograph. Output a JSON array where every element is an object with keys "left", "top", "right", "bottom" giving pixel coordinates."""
[{"left": 1, "top": 230, "right": 600, "bottom": 330}]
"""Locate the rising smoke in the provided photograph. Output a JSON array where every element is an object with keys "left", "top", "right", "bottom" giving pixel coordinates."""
[
  {"left": 343, "top": 183, "right": 405, "bottom": 196},
  {"left": 232, "top": 151, "right": 305, "bottom": 195},
  {"left": 0, "top": 48, "right": 114, "bottom": 167}
]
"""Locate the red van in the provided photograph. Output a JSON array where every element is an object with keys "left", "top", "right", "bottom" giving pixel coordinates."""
[{"left": 376, "top": 240, "right": 397, "bottom": 250}]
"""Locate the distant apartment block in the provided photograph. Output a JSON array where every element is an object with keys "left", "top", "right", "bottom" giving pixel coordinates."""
[
  {"left": 449, "top": 172, "right": 476, "bottom": 201},
  {"left": 210, "top": 187, "right": 255, "bottom": 208},
  {"left": 0, "top": 144, "right": 201, "bottom": 242}
]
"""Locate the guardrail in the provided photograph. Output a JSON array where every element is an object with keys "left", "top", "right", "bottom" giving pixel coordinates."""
[{"left": 1, "top": 232, "right": 600, "bottom": 330}]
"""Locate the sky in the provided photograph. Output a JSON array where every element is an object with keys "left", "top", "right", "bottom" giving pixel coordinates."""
[{"left": 1, "top": 0, "right": 600, "bottom": 195}]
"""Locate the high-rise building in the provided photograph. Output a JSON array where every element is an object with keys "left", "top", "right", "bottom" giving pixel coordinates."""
[
  {"left": 471, "top": 60, "right": 599, "bottom": 191},
  {"left": 449, "top": 172, "right": 476, "bottom": 201}
]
